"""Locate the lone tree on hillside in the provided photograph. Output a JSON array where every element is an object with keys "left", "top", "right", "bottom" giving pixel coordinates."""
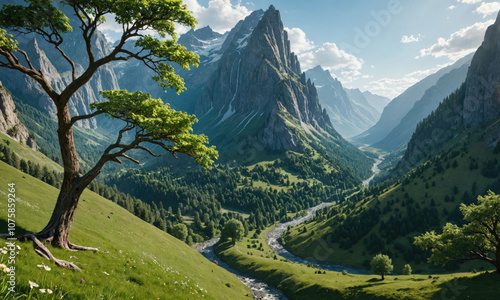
[
  {"left": 172, "top": 223, "right": 188, "bottom": 242},
  {"left": 370, "top": 254, "right": 393, "bottom": 280},
  {"left": 0, "top": 0, "right": 217, "bottom": 269},
  {"left": 414, "top": 191, "right": 500, "bottom": 273},
  {"left": 221, "top": 219, "right": 244, "bottom": 245}
]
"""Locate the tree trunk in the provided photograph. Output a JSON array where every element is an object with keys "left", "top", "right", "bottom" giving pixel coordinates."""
[
  {"left": 37, "top": 104, "right": 82, "bottom": 249},
  {"left": 381, "top": 273, "right": 385, "bottom": 280}
]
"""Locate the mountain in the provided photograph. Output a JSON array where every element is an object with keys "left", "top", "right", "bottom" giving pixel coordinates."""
[
  {"left": 401, "top": 12, "right": 500, "bottom": 171},
  {"left": 282, "top": 12, "right": 500, "bottom": 273},
  {"left": 361, "top": 90, "right": 391, "bottom": 113},
  {"left": 0, "top": 0, "right": 120, "bottom": 129},
  {"left": 0, "top": 82, "right": 36, "bottom": 149},
  {"left": 194, "top": 6, "right": 368, "bottom": 166},
  {"left": 353, "top": 53, "right": 474, "bottom": 146},
  {"left": 346, "top": 88, "right": 391, "bottom": 115},
  {"left": 305, "top": 66, "right": 379, "bottom": 138},
  {"left": 373, "top": 58, "right": 471, "bottom": 151}
]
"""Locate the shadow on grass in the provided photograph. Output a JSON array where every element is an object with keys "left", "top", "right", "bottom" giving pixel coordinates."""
[
  {"left": 0, "top": 218, "right": 31, "bottom": 237},
  {"left": 432, "top": 272, "right": 499, "bottom": 300}
]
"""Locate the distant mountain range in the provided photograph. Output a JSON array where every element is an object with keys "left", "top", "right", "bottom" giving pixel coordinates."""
[
  {"left": 353, "top": 53, "right": 474, "bottom": 148},
  {"left": 305, "top": 66, "right": 389, "bottom": 138}
]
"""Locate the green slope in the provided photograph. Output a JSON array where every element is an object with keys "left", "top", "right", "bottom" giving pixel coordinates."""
[
  {"left": 282, "top": 119, "right": 500, "bottom": 274},
  {"left": 0, "top": 161, "right": 250, "bottom": 299},
  {"left": 215, "top": 226, "right": 498, "bottom": 300}
]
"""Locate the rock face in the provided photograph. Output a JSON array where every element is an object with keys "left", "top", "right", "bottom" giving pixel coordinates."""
[
  {"left": 464, "top": 12, "right": 500, "bottom": 127},
  {"left": 353, "top": 53, "right": 474, "bottom": 146},
  {"left": 400, "top": 12, "right": 500, "bottom": 171},
  {"left": 0, "top": 1, "right": 120, "bottom": 129},
  {"left": 195, "top": 6, "right": 335, "bottom": 152},
  {"left": 306, "top": 66, "right": 380, "bottom": 138},
  {"left": 0, "top": 82, "right": 36, "bottom": 149}
]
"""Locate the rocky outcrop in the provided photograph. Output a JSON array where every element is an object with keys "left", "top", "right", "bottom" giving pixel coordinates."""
[
  {"left": 196, "top": 6, "right": 334, "bottom": 152},
  {"left": 0, "top": 82, "right": 36, "bottom": 149},
  {"left": 463, "top": 11, "right": 500, "bottom": 127},
  {"left": 0, "top": 1, "right": 120, "bottom": 129}
]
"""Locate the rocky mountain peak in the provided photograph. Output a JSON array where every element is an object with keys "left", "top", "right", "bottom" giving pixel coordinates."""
[
  {"left": 463, "top": 11, "right": 500, "bottom": 126},
  {"left": 195, "top": 6, "right": 335, "bottom": 153}
]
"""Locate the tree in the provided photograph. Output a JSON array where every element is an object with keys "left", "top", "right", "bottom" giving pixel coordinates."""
[
  {"left": 402, "top": 264, "right": 412, "bottom": 275},
  {"left": 0, "top": 0, "right": 217, "bottom": 269},
  {"left": 171, "top": 224, "right": 188, "bottom": 242},
  {"left": 415, "top": 191, "right": 500, "bottom": 273},
  {"left": 370, "top": 254, "right": 393, "bottom": 280},
  {"left": 221, "top": 219, "right": 244, "bottom": 245}
]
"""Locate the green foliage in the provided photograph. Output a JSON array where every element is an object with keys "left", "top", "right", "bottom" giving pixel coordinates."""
[
  {"left": 0, "top": 160, "right": 250, "bottom": 299},
  {"left": 0, "top": 28, "right": 18, "bottom": 51},
  {"left": 414, "top": 191, "right": 500, "bottom": 271},
  {"left": 171, "top": 223, "right": 188, "bottom": 242},
  {"left": 94, "top": 90, "right": 218, "bottom": 169},
  {"left": 370, "top": 254, "right": 393, "bottom": 280},
  {"left": 221, "top": 219, "right": 244, "bottom": 244},
  {"left": 0, "top": 0, "right": 72, "bottom": 39},
  {"left": 402, "top": 264, "right": 412, "bottom": 275}
]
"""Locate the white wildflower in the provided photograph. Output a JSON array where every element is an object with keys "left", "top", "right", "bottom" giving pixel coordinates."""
[{"left": 29, "top": 281, "right": 39, "bottom": 289}]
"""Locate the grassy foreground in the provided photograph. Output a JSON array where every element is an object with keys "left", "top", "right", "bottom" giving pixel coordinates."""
[
  {"left": 215, "top": 227, "right": 499, "bottom": 300},
  {"left": 0, "top": 161, "right": 250, "bottom": 299}
]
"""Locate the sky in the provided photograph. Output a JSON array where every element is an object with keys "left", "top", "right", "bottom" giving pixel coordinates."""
[{"left": 100, "top": 0, "right": 500, "bottom": 99}]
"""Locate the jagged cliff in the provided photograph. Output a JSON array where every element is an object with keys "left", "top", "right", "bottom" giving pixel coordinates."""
[
  {"left": 196, "top": 6, "right": 334, "bottom": 152},
  {"left": 400, "top": 11, "right": 500, "bottom": 170},
  {"left": 464, "top": 11, "right": 500, "bottom": 127},
  {"left": 0, "top": 0, "right": 120, "bottom": 129},
  {"left": 0, "top": 82, "right": 36, "bottom": 149}
]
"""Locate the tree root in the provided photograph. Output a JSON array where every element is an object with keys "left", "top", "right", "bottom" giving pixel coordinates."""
[
  {"left": 68, "top": 242, "right": 99, "bottom": 252},
  {"left": 24, "top": 234, "right": 81, "bottom": 271}
]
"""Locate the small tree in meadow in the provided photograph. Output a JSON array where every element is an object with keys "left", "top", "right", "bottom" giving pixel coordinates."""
[{"left": 370, "top": 254, "right": 393, "bottom": 280}]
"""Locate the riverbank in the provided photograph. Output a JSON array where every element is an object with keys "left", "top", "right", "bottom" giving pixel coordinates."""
[
  {"left": 215, "top": 227, "right": 495, "bottom": 300},
  {"left": 362, "top": 154, "right": 385, "bottom": 187},
  {"left": 195, "top": 237, "right": 287, "bottom": 300}
]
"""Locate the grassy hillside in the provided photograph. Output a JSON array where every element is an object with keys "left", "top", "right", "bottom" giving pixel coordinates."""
[
  {"left": 0, "top": 161, "right": 250, "bottom": 299},
  {"left": 216, "top": 226, "right": 498, "bottom": 300},
  {"left": 282, "top": 120, "right": 500, "bottom": 273}
]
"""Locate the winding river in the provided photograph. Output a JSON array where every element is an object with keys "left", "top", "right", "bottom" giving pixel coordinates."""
[
  {"left": 195, "top": 157, "right": 384, "bottom": 298},
  {"left": 194, "top": 237, "right": 287, "bottom": 300},
  {"left": 362, "top": 154, "right": 385, "bottom": 187}
]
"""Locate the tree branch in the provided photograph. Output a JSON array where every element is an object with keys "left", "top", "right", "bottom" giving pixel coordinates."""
[{"left": 69, "top": 110, "right": 105, "bottom": 127}]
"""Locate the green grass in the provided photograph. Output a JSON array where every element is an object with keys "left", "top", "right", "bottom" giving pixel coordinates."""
[
  {"left": 216, "top": 224, "right": 499, "bottom": 300},
  {"left": 283, "top": 122, "right": 500, "bottom": 273},
  {"left": 0, "top": 161, "right": 251, "bottom": 299},
  {"left": 0, "top": 132, "right": 62, "bottom": 172}
]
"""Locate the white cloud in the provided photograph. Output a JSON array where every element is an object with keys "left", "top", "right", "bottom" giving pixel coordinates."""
[
  {"left": 401, "top": 34, "right": 423, "bottom": 43},
  {"left": 285, "top": 27, "right": 315, "bottom": 54},
  {"left": 298, "top": 42, "right": 364, "bottom": 72},
  {"left": 184, "top": 0, "right": 251, "bottom": 33},
  {"left": 457, "top": 0, "right": 482, "bottom": 4},
  {"left": 364, "top": 66, "right": 442, "bottom": 99},
  {"left": 449, "top": 5, "right": 457, "bottom": 10},
  {"left": 417, "top": 20, "right": 494, "bottom": 60},
  {"left": 475, "top": 2, "right": 500, "bottom": 17}
]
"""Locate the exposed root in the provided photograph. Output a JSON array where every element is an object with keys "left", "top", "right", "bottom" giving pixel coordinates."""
[
  {"left": 24, "top": 234, "right": 81, "bottom": 271},
  {"left": 68, "top": 242, "right": 99, "bottom": 252}
]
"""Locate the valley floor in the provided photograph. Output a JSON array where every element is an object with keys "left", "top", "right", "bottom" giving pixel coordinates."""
[{"left": 214, "top": 212, "right": 499, "bottom": 300}]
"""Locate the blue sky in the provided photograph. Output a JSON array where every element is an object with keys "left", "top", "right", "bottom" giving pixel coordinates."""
[{"left": 101, "top": 0, "right": 500, "bottom": 99}]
